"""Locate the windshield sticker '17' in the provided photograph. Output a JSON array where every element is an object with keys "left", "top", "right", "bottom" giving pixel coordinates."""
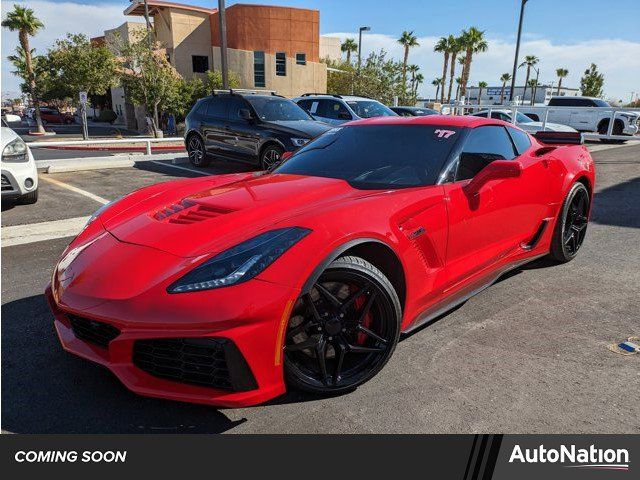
[{"left": 434, "top": 129, "right": 456, "bottom": 138}]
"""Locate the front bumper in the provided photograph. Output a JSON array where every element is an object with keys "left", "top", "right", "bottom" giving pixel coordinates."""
[
  {"left": 46, "top": 234, "right": 300, "bottom": 407},
  {"left": 622, "top": 123, "right": 639, "bottom": 136}
]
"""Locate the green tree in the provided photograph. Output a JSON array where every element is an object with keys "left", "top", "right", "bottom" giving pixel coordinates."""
[
  {"left": 434, "top": 35, "right": 457, "bottom": 104},
  {"left": 499, "top": 72, "right": 511, "bottom": 104},
  {"left": 323, "top": 57, "right": 356, "bottom": 96},
  {"left": 555, "top": 68, "right": 569, "bottom": 95},
  {"left": 446, "top": 36, "right": 462, "bottom": 103},
  {"left": 46, "top": 34, "right": 119, "bottom": 138},
  {"left": 527, "top": 78, "right": 539, "bottom": 105},
  {"left": 397, "top": 31, "right": 419, "bottom": 103},
  {"left": 455, "top": 76, "right": 462, "bottom": 101},
  {"left": 477, "top": 81, "right": 487, "bottom": 105},
  {"left": 413, "top": 73, "right": 424, "bottom": 99},
  {"left": 431, "top": 77, "right": 442, "bottom": 101},
  {"left": 580, "top": 63, "right": 604, "bottom": 97},
  {"left": 459, "top": 27, "right": 488, "bottom": 99},
  {"left": 340, "top": 38, "right": 358, "bottom": 64},
  {"left": 519, "top": 54, "right": 539, "bottom": 104},
  {"left": 2, "top": 5, "right": 45, "bottom": 133},
  {"left": 408, "top": 64, "right": 420, "bottom": 99}
]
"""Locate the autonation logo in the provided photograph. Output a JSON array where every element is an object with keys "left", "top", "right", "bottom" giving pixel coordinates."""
[{"left": 509, "top": 444, "right": 630, "bottom": 471}]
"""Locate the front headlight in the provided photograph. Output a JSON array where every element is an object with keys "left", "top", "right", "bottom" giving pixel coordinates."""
[
  {"left": 2, "top": 138, "right": 28, "bottom": 162},
  {"left": 168, "top": 227, "right": 311, "bottom": 293},
  {"left": 290, "top": 137, "right": 310, "bottom": 147}
]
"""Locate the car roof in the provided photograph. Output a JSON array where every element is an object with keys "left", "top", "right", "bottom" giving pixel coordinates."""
[
  {"left": 345, "top": 114, "right": 508, "bottom": 128},
  {"left": 294, "top": 94, "right": 374, "bottom": 102}
]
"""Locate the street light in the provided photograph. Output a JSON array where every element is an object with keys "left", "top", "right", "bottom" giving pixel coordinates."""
[
  {"left": 509, "top": 0, "right": 528, "bottom": 102},
  {"left": 357, "top": 26, "right": 371, "bottom": 73},
  {"left": 218, "top": 0, "right": 229, "bottom": 90}
]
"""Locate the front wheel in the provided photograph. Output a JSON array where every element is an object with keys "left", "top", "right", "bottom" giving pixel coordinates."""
[
  {"left": 19, "top": 189, "right": 38, "bottom": 205},
  {"left": 187, "top": 135, "right": 210, "bottom": 167},
  {"left": 284, "top": 256, "right": 401, "bottom": 395},
  {"left": 548, "top": 182, "right": 590, "bottom": 263},
  {"left": 260, "top": 144, "right": 284, "bottom": 170}
]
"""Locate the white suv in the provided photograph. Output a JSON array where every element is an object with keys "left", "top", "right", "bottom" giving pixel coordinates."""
[
  {"left": 293, "top": 94, "right": 397, "bottom": 125},
  {"left": 1, "top": 124, "right": 38, "bottom": 204}
]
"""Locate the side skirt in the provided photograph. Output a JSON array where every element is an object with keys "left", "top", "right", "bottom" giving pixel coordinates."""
[{"left": 402, "top": 253, "right": 546, "bottom": 335}]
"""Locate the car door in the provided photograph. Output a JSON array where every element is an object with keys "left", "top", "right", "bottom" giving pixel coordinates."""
[
  {"left": 548, "top": 97, "right": 572, "bottom": 126},
  {"left": 570, "top": 98, "right": 595, "bottom": 130},
  {"left": 223, "top": 96, "right": 261, "bottom": 162},
  {"left": 442, "top": 125, "right": 548, "bottom": 290},
  {"left": 201, "top": 97, "right": 230, "bottom": 156}
]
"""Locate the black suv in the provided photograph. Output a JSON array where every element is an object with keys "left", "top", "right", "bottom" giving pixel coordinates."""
[{"left": 184, "top": 91, "right": 331, "bottom": 169}]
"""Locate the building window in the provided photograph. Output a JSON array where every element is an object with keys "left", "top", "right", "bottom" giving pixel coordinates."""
[
  {"left": 276, "top": 52, "right": 286, "bottom": 76},
  {"left": 254, "top": 51, "right": 265, "bottom": 87},
  {"left": 296, "top": 53, "right": 306, "bottom": 66},
  {"left": 192, "top": 55, "right": 208, "bottom": 73}
]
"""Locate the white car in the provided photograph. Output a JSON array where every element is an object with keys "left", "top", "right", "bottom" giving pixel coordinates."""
[
  {"left": 293, "top": 94, "right": 398, "bottom": 125},
  {"left": 1, "top": 124, "right": 38, "bottom": 204},
  {"left": 472, "top": 109, "right": 577, "bottom": 133}
]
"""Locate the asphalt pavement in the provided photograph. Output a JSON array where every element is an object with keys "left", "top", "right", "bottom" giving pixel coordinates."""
[{"left": 1, "top": 147, "right": 639, "bottom": 434}]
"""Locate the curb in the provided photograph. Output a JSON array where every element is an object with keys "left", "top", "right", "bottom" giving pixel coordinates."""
[
  {"left": 37, "top": 153, "right": 190, "bottom": 173},
  {"left": 38, "top": 144, "right": 185, "bottom": 152}
]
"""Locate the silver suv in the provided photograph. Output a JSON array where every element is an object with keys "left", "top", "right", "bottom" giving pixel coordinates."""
[{"left": 293, "top": 94, "right": 397, "bottom": 125}]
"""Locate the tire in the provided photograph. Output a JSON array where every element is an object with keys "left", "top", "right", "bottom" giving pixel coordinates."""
[
  {"left": 284, "top": 255, "right": 401, "bottom": 395},
  {"left": 259, "top": 144, "right": 284, "bottom": 170},
  {"left": 548, "top": 182, "right": 589, "bottom": 263},
  {"left": 598, "top": 120, "right": 626, "bottom": 144},
  {"left": 18, "top": 189, "right": 38, "bottom": 205},
  {"left": 186, "top": 134, "right": 210, "bottom": 167}
]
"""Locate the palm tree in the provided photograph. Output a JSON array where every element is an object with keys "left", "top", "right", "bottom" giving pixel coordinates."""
[
  {"left": 398, "top": 31, "right": 419, "bottom": 102},
  {"left": 2, "top": 5, "right": 45, "bottom": 133},
  {"left": 519, "top": 55, "right": 539, "bottom": 104},
  {"left": 528, "top": 79, "right": 538, "bottom": 105},
  {"left": 459, "top": 27, "right": 488, "bottom": 99},
  {"left": 408, "top": 64, "right": 420, "bottom": 96},
  {"left": 477, "top": 81, "right": 488, "bottom": 105},
  {"left": 434, "top": 35, "right": 456, "bottom": 104},
  {"left": 555, "top": 68, "right": 569, "bottom": 95},
  {"left": 431, "top": 78, "right": 442, "bottom": 101},
  {"left": 499, "top": 73, "right": 511, "bottom": 104},
  {"left": 455, "top": 76, "right": 463, "bottom": 101},
  {"left": 340, "top": 38, "right": 358, "bottom": 63},
  {"left": 446, "top": 36, "right": 462, "bottom": 103},
  {"left": 414, "top": 73, "right": 424, "bottom": 99}
]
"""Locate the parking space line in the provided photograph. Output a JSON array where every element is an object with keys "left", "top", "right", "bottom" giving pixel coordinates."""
[
  {"left": 1, "top": 216, "right": 89, "bottom": 247},
  {"left": 149, "top": 160, "right": 213, "bottom": 176},
  {"left": 40, "top": 176, "right": 110, "bottom": 205}
]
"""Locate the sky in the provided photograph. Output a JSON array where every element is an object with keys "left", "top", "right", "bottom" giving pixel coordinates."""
[{"left": 2, "top": 0, "right": 640, "bottom": 101}]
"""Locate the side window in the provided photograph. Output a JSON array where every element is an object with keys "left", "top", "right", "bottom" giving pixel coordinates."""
[
  {"left": 227, "top": 97, "right": 248, "bottom": 121},
  {"left": 456, "top": 126, "right": 516, "bottom": 181},
  {"left": 296, "top": 53, "right": 306, "bottom": 65},
  {"left": 506, "top": 127, "right": 532, "bottom": 156},
  {"left": 205, "top": 97, "right": 227, "bottom": 119},
  {"left": 275, "top": 52, "right": 286, "bottom": 76},
  {"left": 297, "top": 100, "right": 312, "bottom": 112},
  {"left": 254, "top": 51, "right": 265, "bottom": 87},
  {"left": 321, "top": 100, "right": 351, "bottom": 120}
]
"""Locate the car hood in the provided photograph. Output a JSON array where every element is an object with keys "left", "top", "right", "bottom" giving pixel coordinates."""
[
  {"left": 101, "top": 172, "right": 369, "bottom": 258},
  {"left": 263, "top": 119, "right": 331, "bottom": 138}
]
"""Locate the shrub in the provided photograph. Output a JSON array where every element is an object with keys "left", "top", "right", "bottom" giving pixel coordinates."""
[{"left": 97, "top": 109, "right": 117, "bottom": 123}]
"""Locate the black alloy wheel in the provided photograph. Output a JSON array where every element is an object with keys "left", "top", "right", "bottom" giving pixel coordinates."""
[
  {"left": 260, "top": 144, "right": 284, "bottom": 170},
  {"left": 187, "top": 135, "right": 210, "bottom": 167},
  {"left": 284, "top": 256, "right": 401, "bottom": 394},
  {"left": 549, "top": 182, "right": 590, "bottom": 262}
]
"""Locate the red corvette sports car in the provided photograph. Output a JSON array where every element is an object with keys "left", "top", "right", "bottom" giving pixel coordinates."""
[{"left": 47, "top": 115, "right": 595, "bottom": 407}]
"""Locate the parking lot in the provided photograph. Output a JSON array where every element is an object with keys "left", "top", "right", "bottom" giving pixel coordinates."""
[{"left": 1, "top": 144, "right": 639, "bottom": 434}]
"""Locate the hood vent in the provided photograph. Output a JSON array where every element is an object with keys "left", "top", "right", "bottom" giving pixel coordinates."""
[{"left": 153, "top": 198, "right": 234, "bottom": 224}]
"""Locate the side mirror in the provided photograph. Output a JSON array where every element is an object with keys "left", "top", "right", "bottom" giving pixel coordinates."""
[
  {"left": 239, "top": 108, "right": 253, "bottom": 121},
  {"left": 467, "top": 160, "right": 522, "bottom": 192}
]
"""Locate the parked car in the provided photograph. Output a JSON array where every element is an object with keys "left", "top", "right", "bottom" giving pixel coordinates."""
[
  {"left": 518, "top": 96, "right": 639, "bottom": 140},
  {"left": 391, "top": 106, "right": 438, "bottom": 116},
  {"left": 39, "top": 107, "right": 74, "bottom": 125},
  {"left": 472, "top": 109, "right": 577, "bottom": 133},
  {"left": 294, "top": 94, "right": 397, "bottom": 125},
  {"left": 184, "top": 91, "right": 332, "bottom": 169},
  {"left": 1, "top": 122, "right": 38, "bottom": 204},
  {"left": 47, "top": 115, "right": 594, "bottom": 407}
]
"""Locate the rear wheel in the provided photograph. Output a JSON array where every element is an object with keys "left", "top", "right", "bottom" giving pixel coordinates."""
[
  {"left": 284, "top": 256, "right": 401, "bottom": 394},
  {"left": 187, "top": 135, "right": 210, "bottom": 167},
  {"left": 598, "top": 120, "right": 626, "bottom": 144},
  {"left": 549, "top": 182, "right": 589, "bottom": 263}
]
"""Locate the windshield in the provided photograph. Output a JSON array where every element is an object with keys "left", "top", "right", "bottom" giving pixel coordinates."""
[
  {"left": 346, "top": 100, "right": 397, "bottom": 118},
  {"left": 274, "top": 125, "right": 462, "bottom": 189},
  {"left": 592, "top": 99, "right": 610, "bottom": 107},
  {"left": 246, "top": 97, "right": 312, "bottom": 122},
  {"left": 515, "top": 112, "right": 533, "bottom": 123}
]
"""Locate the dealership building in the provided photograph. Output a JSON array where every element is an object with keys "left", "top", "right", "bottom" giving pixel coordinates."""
[{"left": 93, "top": 1, "right": 340, "bottom": 128}]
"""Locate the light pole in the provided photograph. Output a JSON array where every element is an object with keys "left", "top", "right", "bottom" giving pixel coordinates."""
[
  {"left": 357, "top": 26, "right": 370, "bottom": 73},
  {"left": 218, "top": 0, "right": 229, "bottom": 90},
  {"left": 509, "top": 0, "right": 528, "bottom": 102}
]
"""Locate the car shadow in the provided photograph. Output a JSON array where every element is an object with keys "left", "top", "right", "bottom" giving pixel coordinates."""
[
  {"left": 1, "top": 294, "right": 247, "bottom": 433},
  {"left": 133, "top": 157, "right": 256, "bottom": 178},
  {"left": 590, "top": 176, "right": 640, "bottom": 229}
]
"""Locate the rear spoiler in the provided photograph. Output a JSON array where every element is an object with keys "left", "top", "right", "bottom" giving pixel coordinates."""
[{"left": 534, "top": 131, "right": 583, "bottom": 145}]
